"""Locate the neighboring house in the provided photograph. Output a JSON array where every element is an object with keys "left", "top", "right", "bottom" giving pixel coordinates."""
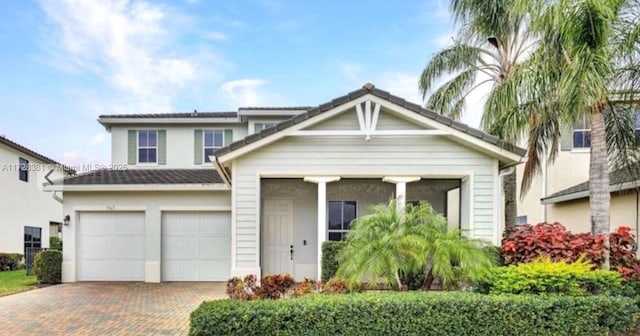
[
  {"left": 516, "top": 108, "right": 640, "bottom": 234},
  {"left": 0, "top": 135, "right": 74, "bottom": 255},
  {"left": 45, "top": 84, "right": 525, "bottom": 283}
]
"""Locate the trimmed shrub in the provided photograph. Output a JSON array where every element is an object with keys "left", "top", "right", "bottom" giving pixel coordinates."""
[
  {"left": 257, "top": 274, "right": 295, "bottom": 299},
  {"left": 486, "top": 258, "right": 622, "bottom": 295},
  {"left": 0, "top": 253, "right": 22, "bottom": 271},
  {"left": 321, "top": 241, "right": 345, "bottom": 282},
  {"left": 50, "top": 237, "right": 63, "bottom": 251},
  {"left": 34, "top": 250, "right": 62, "bottom": 284},
  {"left": 226, "top": 274, "right": 295, "bottom": 300},
  {"left": 189, "top": 291, "right": 637, "bottom": 336}
]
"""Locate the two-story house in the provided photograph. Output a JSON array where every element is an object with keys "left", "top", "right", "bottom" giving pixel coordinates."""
[
  {"left": 516, "top": 108, "right": 640, "bottom": 234},
  {"left": 45, "top": 84, "right": 525, "bottom": 283},
  {"left": 0, "top": 136, "right": 74, "bottom": 256}
]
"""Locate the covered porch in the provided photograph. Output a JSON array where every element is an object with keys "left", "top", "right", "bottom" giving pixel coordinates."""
[{"left": 259, "top": 176, "right": 464, "bottom": 280}]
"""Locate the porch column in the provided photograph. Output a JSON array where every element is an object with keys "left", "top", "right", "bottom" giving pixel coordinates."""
[
  {"left": 304, "top": 176, "right": 340, "bottom": 280},
  {"left": 382, "top": 176, "right": 421, "bottom": 212}
]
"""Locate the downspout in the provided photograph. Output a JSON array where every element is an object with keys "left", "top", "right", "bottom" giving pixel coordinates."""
[{"left": 212, "top": 155, "right": 232, "bottom": 187}]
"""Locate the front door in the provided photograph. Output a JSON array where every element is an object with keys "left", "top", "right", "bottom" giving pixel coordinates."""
[{"left": 262, "top": 199, "right": 294, "bottom": 276}]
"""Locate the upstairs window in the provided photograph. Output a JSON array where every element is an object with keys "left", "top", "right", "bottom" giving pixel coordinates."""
[
  {"left": 18, "top": 158, "right": 28, "bottom": 182},
  {"left": 573, "top": 115, "right": 591, "bottom": 149},
  {"left": 203, "top": 130, "right": 224, "bottom": 163},
  {"left": 138, "top": 130, "right": 157, "bottom": 163},
  {"left": 328, "top": 201, "right": 357, "bottom": 241},
  {"left": 262, "top": 123, "right": 277, "bottom": 130}
]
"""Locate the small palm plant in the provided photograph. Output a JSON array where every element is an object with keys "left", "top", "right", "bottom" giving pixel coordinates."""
[{"left": 335, "top": 200, "right": 494, "bottom": 290}]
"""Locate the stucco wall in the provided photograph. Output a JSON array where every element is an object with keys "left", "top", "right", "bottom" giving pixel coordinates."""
[
  {"left": 61, "top": 190, "right": 230, "bottom": 282},
  {"left": 517, "top": 148, "right": 591, "bottom": 224},
  {"left": 110, "top": 124, "right": 249, "bottom": 168},
  {"left": 547, "top": 191, "right": 639, "bottom": 234},
  {"left": 0, "top": 145, "right": 67, "bottom": 254}
]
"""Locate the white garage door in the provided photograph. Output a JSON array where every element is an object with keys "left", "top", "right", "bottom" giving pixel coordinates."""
[
  {"left": 162, "top": 211, "right": 231, "bottom": 281},
  {"left": 78, "top": 212, "right": 145, "bottom": 281}
]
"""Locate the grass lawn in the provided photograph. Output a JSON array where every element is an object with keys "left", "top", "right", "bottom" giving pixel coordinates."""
[{"left": 0, "top": 269, "right": 37, "bottom": 296}]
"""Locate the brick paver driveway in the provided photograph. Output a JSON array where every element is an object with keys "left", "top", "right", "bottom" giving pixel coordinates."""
[{"left": 0, "top": 282, "right": 225, "bottom": 336}]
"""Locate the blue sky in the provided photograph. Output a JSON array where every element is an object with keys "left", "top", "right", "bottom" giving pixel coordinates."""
[{"left": 0, "top": 0, "right": 475, "bottom": 167}]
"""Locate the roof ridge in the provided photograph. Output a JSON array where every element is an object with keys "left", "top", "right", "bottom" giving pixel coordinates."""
[{"left": 0, "top": 135, "right": 75, "bottom": 174}]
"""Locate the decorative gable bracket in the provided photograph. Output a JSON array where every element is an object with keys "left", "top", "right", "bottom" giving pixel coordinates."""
[{"left": 355, "top": 100, "right": 380, "bottom": 141}]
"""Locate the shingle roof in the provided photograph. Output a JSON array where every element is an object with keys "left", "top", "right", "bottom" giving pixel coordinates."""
[
  {"left": 542, "top": 164, "right": 640, "bottom": 203},
  {"left": 57, "top": 169, "right": 224, "bottom": 185},
  {"left": 0, "top": 135, "right": 76, "bottom": 174},
  {"left": 214, "top": 83, "right": 527, "bottom": 158},
  {"left": 238, "top": 106, "right": 313, "bottom": 111},
  {"left": 99, "top": 112, "right": 238, "bottom": 119}
]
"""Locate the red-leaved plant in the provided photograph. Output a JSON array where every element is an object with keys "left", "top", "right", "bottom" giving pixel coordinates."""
[{"left": 503, "top": 223, "right": 640, "bottom": 280}]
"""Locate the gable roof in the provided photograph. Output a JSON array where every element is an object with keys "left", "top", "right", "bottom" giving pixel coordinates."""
[
  {"left": 214, "top": 83, "right": 527, "bottom": 160},
  {"left": 0, "top": 135, "right": 75, "bottom": 174},
  {"left": 55, "top": 169, "right": 224, "bottom": 185},
  {"left": 542, "top": 164, "right": 640, "bottom": 204}
]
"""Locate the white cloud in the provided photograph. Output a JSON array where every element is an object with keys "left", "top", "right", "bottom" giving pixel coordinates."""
[
  {"left": 90, "top": 133, "right": 106, "bottom": 145},
  {"left": 377, "top": 72, "right": 424, "bottom": 105},
  {"left": 337, "top": 62, "right": 363, "bottom": 83},
  {"left": 436, "top": 33, "right": 454, "bottom": 48},
  {"left": 39, "top": 0, "right": 218, "bottom": 114},
  {"left": 61, "top": 150, "right": 105, "bottom": 168},
  {"left": 203, "top": 31, "right": 228, "bottom": 41},
  {"left": 220, "top": 79, "right": 269, "bottom": 107}
]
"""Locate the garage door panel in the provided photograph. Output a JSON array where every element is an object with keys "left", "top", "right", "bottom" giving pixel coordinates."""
[
  {"left": 78, "top": 212, "right": 145, "bottom": 281},
  {"left": 200, "top": 260, "right": 231, "bottom": 279},
  {"left": 162, "top": 211, "right": 231, "bottom": 281}
]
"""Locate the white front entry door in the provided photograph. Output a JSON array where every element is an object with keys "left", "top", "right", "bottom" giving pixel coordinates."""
[
  {"left": 77, "top": 212, "right": 145, "bottom": 281},
  {"left": 262, "top": 199, "right": 294, "bottom": 276}
]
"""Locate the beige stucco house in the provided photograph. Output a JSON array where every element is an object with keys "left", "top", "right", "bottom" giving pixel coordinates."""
[
  {"left": 516, "top": 109, "right": 640, "bottom": 234},
  {"left": 0, "top": 136, "right": 73, "bottom": 255},
  {"left": 45, "top": 84, "right": 525, "bottom": 283}
]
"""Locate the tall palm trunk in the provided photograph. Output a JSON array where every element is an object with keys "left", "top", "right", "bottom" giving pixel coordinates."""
[
  {"left": 503, "top": 171, "right": 517, "bottom": 228},
  {"left": 589, "top": 110, "right": 611, "bottom": 270}
]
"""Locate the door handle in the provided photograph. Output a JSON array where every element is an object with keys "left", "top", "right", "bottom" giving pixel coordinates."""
[{"left": 290, "top": 245, "right": 294, "bottom": 260}]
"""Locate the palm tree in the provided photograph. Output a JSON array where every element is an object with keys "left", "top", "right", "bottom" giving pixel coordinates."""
[
  {"left": 503, "top": 0, "right": 640, "bottom": 269},
  {"left": 418, "top": 0, "right": 533, "bottom": 227},
  {"left": 335, "top": 200, "right": 493, "bottom": 290}
]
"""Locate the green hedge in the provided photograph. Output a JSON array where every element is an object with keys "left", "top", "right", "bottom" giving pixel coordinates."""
[
  {"left": 478, "top": 258, "right": 622, "bottom": 296},
  {"left": 321, "top": 241, "right": 345, "bottom": 282},
  {"left": 50, "top": 237, "right": 63, "bottom": 251},
  {"left": 34, "top": 250, "right": 62, "bottom": 284},
  {"left": 0, "top": 253, "right": 22, "bottom": 271},
  {"left": 189, "top": 292, "right": 637, "bottom": 336}
]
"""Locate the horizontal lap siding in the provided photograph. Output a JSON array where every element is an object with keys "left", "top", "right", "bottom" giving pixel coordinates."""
[{"left": 233, "top": 135, "right": 498, "bottom": 266}]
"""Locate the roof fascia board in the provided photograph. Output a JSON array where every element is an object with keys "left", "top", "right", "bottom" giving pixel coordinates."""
[
  {"left": 237, "top": 110, "right": 304, "bottom": 117},
  {"left": 99, "top": 117, "right": 241, "bottom": 126},
  {"left": 364, "top": 96, "right": 524, "bottom": 164},
  {"left": 43, "top": 183, "right": 231, "bottom": 192},
  {"left": 541, "top": 181, "right": 640, "bottom": 204}
]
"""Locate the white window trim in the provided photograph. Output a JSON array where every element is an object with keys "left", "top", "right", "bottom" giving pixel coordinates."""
[
  {"left": 18, "top": 157, "right": 29, "bottom": 182},
  {"left": 327, "top": 200, "right": 357, "bottom": 240},
  {"left": 202, "top": 130, "right": 225, "bottom": 164},
  {"left": 137, "top": 130, "right": 159, "bottom": 165}
]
